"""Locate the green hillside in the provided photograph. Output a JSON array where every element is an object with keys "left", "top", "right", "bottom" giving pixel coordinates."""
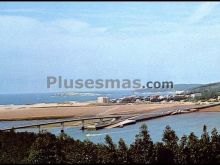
[
  {"left": 184, "top": 82, "right": 220, "bottom": 99},
  {"left": 187, "top": 82, "right": 220, "bottom": 94},
  {"left": 134, "top": 84, "right": 202, "bottom": 92}
]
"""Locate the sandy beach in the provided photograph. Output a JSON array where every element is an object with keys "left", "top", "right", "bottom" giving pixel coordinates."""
[
  {"left": 0, "top": 102, "right": 197, "bottom": 121},
  {"left": 199, "top": 104, "right": 220, "bottom": 112}
]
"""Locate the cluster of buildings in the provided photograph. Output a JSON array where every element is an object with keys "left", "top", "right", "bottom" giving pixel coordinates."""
[
  {"left": 97, "top": 97, "right": 110, "bottom": 104},
  {"left": 97, "top": 94, "right": 187, "bottom": 104},
  {"left": 97, "top": 91, "right": 220, "bottom": 104},
  {"left": 190, "top": 93, "right": 202, "bottom": 99}
]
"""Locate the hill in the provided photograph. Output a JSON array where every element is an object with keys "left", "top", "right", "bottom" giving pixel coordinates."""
[
  {"left": 186, "top": 82, "right": 220, "bottom": 94},
  {"left": 134, "top": 84, "right": 202, "bottom": 93}
]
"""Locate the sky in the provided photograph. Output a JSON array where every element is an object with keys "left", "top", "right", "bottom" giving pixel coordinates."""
[{"left": 0, "top": 2, "right": 220, "bottom": 94}]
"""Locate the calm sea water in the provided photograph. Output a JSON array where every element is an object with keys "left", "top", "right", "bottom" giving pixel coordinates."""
[
  {"left": 0, "top": 90, "right": 175, "bottom": 105},
  {"left": 1, "top": 112, "right": 220, "bottom": 144},
  {"left": 0, "top": 91, "right": 133, "bottom": 105}
]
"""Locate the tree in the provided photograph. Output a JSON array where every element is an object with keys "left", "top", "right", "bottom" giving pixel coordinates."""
[
  {"left": 1, "top": 124, "right": 220, "bottom": 164},
  {"left": 61, "top": 139, "right": 83, "bottom": 163},
  {"left": 81, "top": 140, "right": 99, "bottom": 164},
  {"left": 56, "top": 132, "right": 74, "bottom": 163},
  {"left": 104, "top": 135, "right": 118, "bottom": 163},
  {"left": 162, "top": 125, "right": 179, "bottom": 164},
  {"left": 178, "top": 135, "right": 190, "bottom": 164},
  {"left": 153, "top": 142, "right": 174, "bottom": 164},
  {"left": 118, "top": 138, "right": 128, "bottom": 164},
  {"left": 129, "top": 124, "right": 154, "bottom": 163},
  {"left": 0, "top": 131, "right": 36, "bottom": 164},
  {"left": 28, "top": 133, "right": 60, "bottom": 164},
  {"left": 187, "top": 132, "right": 200, "bottom": 164},
  {"left": 199, "top": 125, "right": 212, "bottom": 164},
  {"left": 210, "top": 128, "right": 220, "bottom": 163}
]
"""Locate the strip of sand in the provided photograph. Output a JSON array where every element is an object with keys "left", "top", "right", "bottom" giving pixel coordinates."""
[
  {"left": 198, "top": 105, "right": 220, "bottom": 112},
  {"left": 0, "top": 102, "right": 196, "bottom": 121}
]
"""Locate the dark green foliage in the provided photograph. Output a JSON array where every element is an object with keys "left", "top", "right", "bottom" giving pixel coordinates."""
[
  {"left": 118, "top": 138, "right": 128, "bottom": 164},
  {"left": 211, "top": 128, "right": 220, "bottom": 163},
  {"left": 153, "top": 142, "right": 174, "bottom": 164},
  {"left": 129, "top": 124, "right": 154, "bottom": 163},
  {"left": 103, "top": 135, "right": 118, "bottom": 163},
  {"left": 0, "top": 130, "right": 36, "bottom": 164},
  {"left": 28, "top": 132, "right": 60, "bottom": 164},
  {"left": 0, "top": 124, "right": 220, "bottom": 164},
  {"left": 188, "top": 82, "right": 220, "bottom": 95},
  {"left": 178, "top": 135, "right": 189, "bottom": 164},
  {"left": 162, "top": 125, "right": 179, "bottom": 164}
]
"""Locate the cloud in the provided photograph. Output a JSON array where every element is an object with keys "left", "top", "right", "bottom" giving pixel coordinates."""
[
  {"left": 187, "top": 2, "right": 219, "bottom": 24},
  {"left": 51, "top": 18, "right": 107, "bottom": 35},
  {"left": 0, "top": 8, "right": 47, "bottom": 13},
  {"left": 0, "top": 15, "right": 107, "bottom": 37},
  {"left": 0, "top": 8, "right": 220, "bottom": 94}
]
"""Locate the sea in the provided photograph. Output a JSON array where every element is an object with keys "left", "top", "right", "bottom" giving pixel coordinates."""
[{"left": 0, "top": 90, "right": 172, "bottom": 105}]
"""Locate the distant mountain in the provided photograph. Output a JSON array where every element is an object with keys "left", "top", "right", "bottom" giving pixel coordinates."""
[
  {"left": 173, "top": 84, "right": 202, "bottom": 91},
  {"left": 134, "top": 84, "right": 202, "bottom": 93},
  {"left": 134, "top": 82, "right": 220, "bottom": 97},
  {"left": 185, "top": 82, "right": 220, "bottom": 94}
]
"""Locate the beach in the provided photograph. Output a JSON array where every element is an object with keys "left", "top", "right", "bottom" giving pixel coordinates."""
[
  {"left": 199, "top": 104, "right": 220, "bottom": 112},
  {"left": 0, "top": 102, "right": 198, "bottom": 121}
]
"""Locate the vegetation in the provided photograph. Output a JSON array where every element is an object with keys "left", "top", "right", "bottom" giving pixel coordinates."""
[
  {"left": 135, "top": 84, "right": 202, "bottom": 93},
  {"left": 0, "top": 124, "right": 220, "bottom": 164},
  {"left": 186, "top": 82, "right": 220, "bottom": 99},
  {"left": 188, "top": 82, "right": 220, "bottom": 94}
]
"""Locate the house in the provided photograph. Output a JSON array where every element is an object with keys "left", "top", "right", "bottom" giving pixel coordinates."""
[
  {"left": 135, "top": 99, "right": 141, "bottom": 103},
  {"left": 150, "top": 95, "right": 160, "bottom": 102},
  {"left": 209, "top": 98, "right": 217, "bottom": 102},
  {"left": 173, "top": 95, "right": 186, "bottom": 101},
  {"left": 111, "top": 99, "right": 117, "bottom": 103},
  {"left": 97, "top": 97, "right": 110, "bottom": 103},
  {"left": 175, "top": 91, "right": 184, "bottom": 95},
  {"left": 158, "top": 95, "right": 165, "bottom": 100},
  {"left": 121, "top": 96, "right": 136, "bottom": 103},
  {"left": 191, "top": 93, "right": 202, "bottom": 99}
]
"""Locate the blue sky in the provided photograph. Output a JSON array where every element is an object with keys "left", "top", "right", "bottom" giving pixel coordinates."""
[{"left": 0, "top": 2, "right": 220, "bottom": 93}]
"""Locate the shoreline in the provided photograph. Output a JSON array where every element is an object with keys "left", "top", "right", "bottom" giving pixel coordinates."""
[
  {"left": 1, "top": 101, "right": 219, "bottom": 121},
  {"left": 0, "top": 102, "right": 219, "bottom": 131}
]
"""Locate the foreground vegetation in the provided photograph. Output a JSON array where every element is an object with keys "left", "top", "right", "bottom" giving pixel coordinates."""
[{"left": 0, "top": 124, "right": 220, "bottom": 164}]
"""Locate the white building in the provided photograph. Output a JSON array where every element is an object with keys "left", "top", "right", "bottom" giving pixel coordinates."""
[
  {"left": 175, "top": 91, "right": 184, "bottom": 95},
  {"left": 97, "top": 97, "right": 110, "bottom": 103},
  {"left": 191, "top": 93, "right": 202, "bottom": 99},
  {"left": 158, "top": 95, "right": 165, "bottom": 100},
  {"left": 218, "top": 96, "right": 220, "bottom": 101}
]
